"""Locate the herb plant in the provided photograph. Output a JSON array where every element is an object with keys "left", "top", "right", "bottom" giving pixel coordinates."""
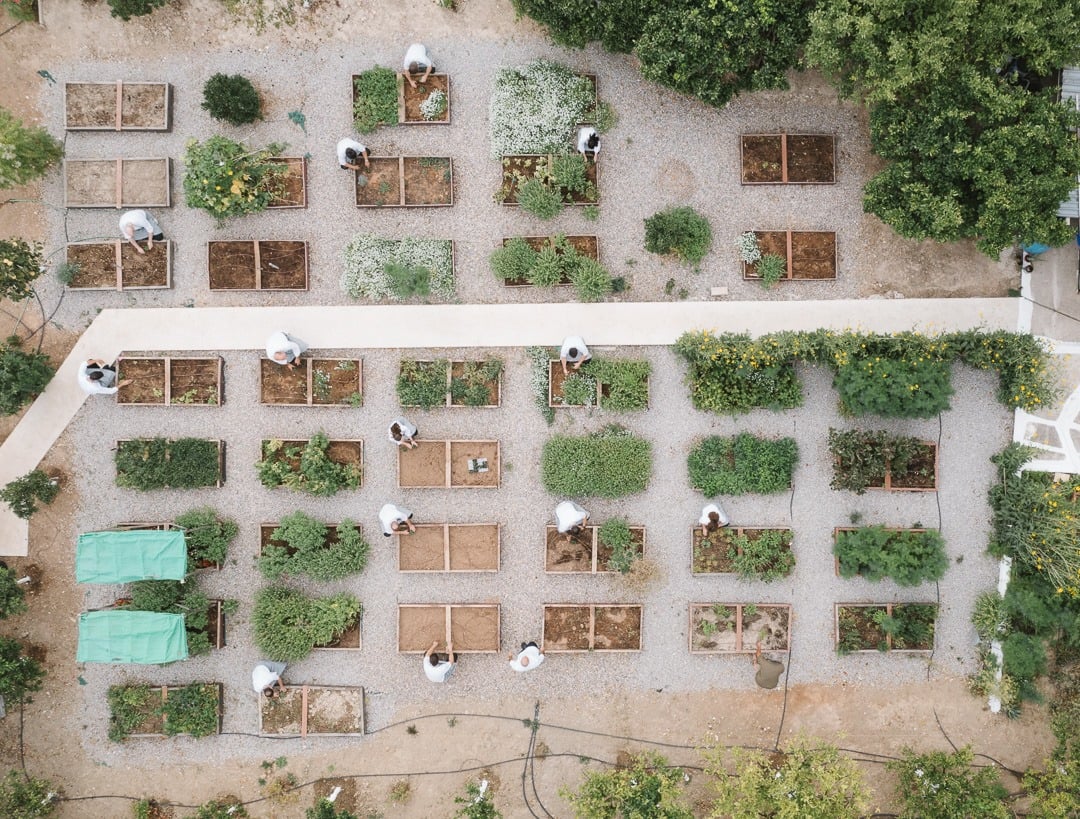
[
  {"left": 352, "top": 67, "right": 398, "bottom": 132},
  {"left": 828, "top": 429, "right": 935, "bottom": 493},
  {"left": 253, "top": 586, "right": 361, "bottom": 661},
  {"left": 599, "top": 518, "right": 638, "bottom": 573},
  {"left": 259, "top": 512, "right": 370, "bottom": 582},
  {"left": 255, "top": 433, "right": 362, "bottom": 497},
  {"left": 688, "top": 434, "right": 798, "bottom": 495},
  {"left": 115, "top": 438, "right": 222, "bottom": 490},
  {"left": 541, "top": 425, "right": 651, "bottom": 498},
  {"left": 202, "top": 74, "right": 262, "bottom": 125},
  {"left": 398, "top": 359, "right": 449, "bottom": 408},
  {"left": 175, "top": 507, "right": 237, "bottom": 568},
  {"left": 729, "top": 529, "right": 795, "bottom": 581},
  {"left": 755, "top": 253, "right": 786, "bottom": 289},
  {"left": 450, "top": 358, "right": 502, "bottom": 406},
  {"left": 644, "top": 206, "right": 712, "bottom": 266},
  {"left": 834, "top": 525, "right": 947, "bottom": 586},
  {"left": 159, "top": 683, "right": 220, "bottom": 738}
]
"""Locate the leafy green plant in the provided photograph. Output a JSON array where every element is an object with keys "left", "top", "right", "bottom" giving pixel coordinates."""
[
  {"left": 0, "top": 106, "right": 62, "bottom": 189},
  {"left": 259, "top": 512, "right": 370, "bottom": 582},
  {"left": 599, "top": 518, "right": 637, "bottom": 573},
  {"left": 888, "top": 747, "right": 1010, "bottom": 818},
  {"left": 202, "top": 74, "right": 262, "bottom": 125},
  {"left": 568, "top": 256, "right": 612, "bottom": 302},
  {"left": 307, "top": 799, "right": 360, "bottom": 819},
  {"left": 193, "top": 797, "right": 248, "bottom": 819},
  {"left": 559, "top": 372, "right": 597, "bottom": 406},
  {"left": 0, "top": 336, "right": 53, "bottom": 415},
  {"left": 834, "top": 525, "right": 947, "bottom": 586},
  {"left": 384, "top": 261, "right": 432, "bottom": 298},
  {"left": 0, "top": 769, "right": 58, "bottom": 817},
  {"left": 585, "top": 358, "right": 650, "bottom": 410},
  {"left": 972, "top": 591, "right": 1009, "bottom": 643},
  {"left": 755, "top": 253, "right": 786, "bottom": 289},
  {"left": 398, "top": 359, "right": 449, "bottom": 408},
  {"left": 352, "top": 67, "right": 399, "bottom": 133},
  {"left": 175, "top": 507, "right": 237, "bottom": 568},
  {"left": 1002, "top": 632, "right": 1047, "bottom": 682},
  {"left": 729, "top": 529, "right": 794, "bottom": 581},
  {"left": 107, "top": 0, "right": 165, "bottom": 19},
  {"left": 0, "top": 469, "right": 58, "bottom": 520},
  {"left": 450, "top": 358, "right": 502, "bottom": 406},
  {"left": 833, "top": 354, "right": 954, "bottom": 418},
  {"left": 452, "top": 780, "right": 501, "bottom": 819},
  {"left": 342, "top": 235, "right": 454, "bottom": 300},
  {"left": 0, "top": 636, "right": 44, "bottom": 704},
  {"left": 490, "top": 238, "right": 539, "bottom": 283},
  {"left": 255, "top": 433, "right": 362, "bottom": 497},
  {"left": 673, "top": 331, "right": 802, "bottom": 414},
  {"left": 644, "top": 206, "right": 712, "bottom": 266},
  {"left": 828, "top": 428, "right": 934, "bottom": 494},
  {"left": 516, "top": 177, "right": 564, "bottom": 219},
  {"left": 182, "top": 136, "right": 288, "bottom": 221},
  {"left": 107, "top": 683, "right": 154, "bottom": 741},
  {"left": 115, "top": 438, "right": 221, "bottom": 491},
  {"left": 688, "top": 434, "right": 798, "bottom": 495},
  {"left": 252, "top": 586, "right": 361, "bottom": 661},
  {"left": 160, "top": 683, "right": 220, "bottom": 737},
  {"left": 1, "top": 0, "right": 38, "bottom": 21},
  {"left": 0, "top": 239, "right": 43, "bottom": 303},
  {"left": 0, "top": 567, "right": 27, "bottom": 619},
  {"left": 877, "top": 604, "right": 936, "bottom": 650},
  {"left": 541, "top": 425, "right": 651, "bottom": 498},
  {"left": 551, "top": 153, "right": 589, "bottom": 194},
  {"left": 561, "top": 751, "right": 691, "bottom": 818}
]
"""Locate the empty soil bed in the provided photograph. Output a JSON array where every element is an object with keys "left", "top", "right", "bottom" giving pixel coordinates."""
[
  {"left": 401, "top": 74, "right": 450, "bottom": 123},
  {"left": 260, "top": 686, "right": 364, "bottom": 735},
  {"left": 65, "top": 82, "right": 169, "bottom": 130},
  {"left": 260, "top": 360, "right": 308, "bottom": 404},
  {"left": 207, "top": 241, "right": 308, "bottom": 290},
  {"left": 740, "top": 134, "right": 835, "bottom": 184},
  {"left": 399, "top": 440, "right": 447, "bottom": 487},
  {"left": 67, "top": 241, "right": 170, "bottom": 289},
  {"left": 267, "top": 158, "right": 306, "bottom": 208},
  {"left": 401, "top": 524, "right": 499, "bottom": 571},
  {"left": 403, "top": 157, "right": 453, "bottom": 205},
  {"left": 593, "top": 606, "right": 642, "bottom": 650},
  {"left": 65, "top": 159, "right": 170, "bottom": 208},
  {"left": 399, "top": 525, "right": 447, "bottom": 571},
  {"left": 397, "top": 605, "right": 500, "bottom": 652},
  {"left": 355, "top": 157, "right": 402, "bottom": 207},
  {"left": 543, "top": 606, "right": 592, "bottom": 651},
  {"left": 169, "top": 359, "right": 220, "bottom": 405},
  {"left": 449, "top": 441, "right": 499, "bottom": 487},
  {"left": 117, "top": 358, "right": 166, "bottom": 404}
]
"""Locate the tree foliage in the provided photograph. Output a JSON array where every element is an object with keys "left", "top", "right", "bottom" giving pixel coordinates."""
[
  {"left": 562, "top": 751, "right": 692, "bottom": 818},
  {"left": 106, "top": 0, "right": 166, "bottom": 20},
  {"left": 202, "top": 74, "right": 262, "bottom": 126},
  {"left": 0, "top": 336, "right": 53, "bottom": 416},
  {"left": 889, "top": 747, "right": 1010, "bottom": 819},
  {"left": 0, "top": 637, "right": 44, "bottom": 704},
  {"left": 0, "top": 769, "right": 57, "bottom": 818},
  {"left": 0, "top": 239, "right": 43, "bottom": 303},
  {"left": 0, "top": 106, "right": 63, "bottom": 190}
]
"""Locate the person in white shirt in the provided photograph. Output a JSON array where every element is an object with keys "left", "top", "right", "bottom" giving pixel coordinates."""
[
  {"left": 380, "top": 503, "right": 416, "bottom": 537},
  {"left": 699, "top": 502, "right": 730, "bottom": 535},
  {"left": 252, "top": 660, "right": 288, "bottom": 698},
  {"left": 77, "top": 358, "right": 132, "bottom": 395},
  {"left": 388, "top": 417, "right": 419, "bottom": 449},
  {"left": 509, "top": 641, "right": 545, "bottom": 673},
  {"left": 555, "top": 500, "right": 589, "bottom": 535},
  {"left": 119, "top": 209, "right": 164, "bottom": 254},
  {"left": 337, "top": 137, "right": 369, "bottom": 170},
  {"left": 401, "top": 43, "right": 434, "bottom": 88},
  {"left": 576, "top": 126, "right": 600, "bottom": 162},
  {"left": 424, "top": 640, "right": 455, "bottom": 682},
  {"left": 265, "top": 331, "right": 308, "bottom": 370},
  {"left": 560, "top": 335, "right": 591, "bottom": 374}
]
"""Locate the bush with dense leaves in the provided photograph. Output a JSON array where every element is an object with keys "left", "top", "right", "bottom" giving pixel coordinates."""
[
  {"left": 255, "top": 433, "right": 362, "bottom": 497},
  {"left": 0, "top": 469, "right": 58, "bottom": 520},
  {"left": 253, "top": 586, "right": 361, "bottom": 662},
  {"left": 562, "top": 751, "right": 691, "bottom": 818},
  {"left": 175, "top": 507, "right": 237, "bottom": 568},
  {"left": 889, "top": 747, "right": 1010, "bottom": 819},
  {"left": 0, "top": 769, "right": 58, "bottom": 817},
  {"left": 0, "top": 637, "right": 44, "bottom": 704},
  {"left": 352, "top": 67, "right": 398, "bottom": 133},
  {"left": 688, "top": 434, "right": 798, "bottom": 496},
  {"left": 259, "top": 512, "right": 370, "bottom": 581},
  {"left": 202, "top": 74, "right": 262, "bottom": 126},
  {"left": 0, "top": 106, "right": 63, "bottom": 189},
  {"left": 115, "top": 438, "right": 221, "bottom": 490},
  {"left": 182, "top": 136, "right": 288, "bottom": 221},
  {"left": 107, "top": 0, "right": 166, "bottom": 20},
  {"left": 0, "top": 567, "right": 27, "bottom": 619},
  {"left": 834, "top": 525, "right": 948, "bottom": 586},
  {"left": 542, "top": 425, "right": 651, "bottom": 498},
  {"left": 0, "top": 239, "right": 43, "bottom": 303},
  {"left": 644, "top": 206, "right": 712, "bottom": 266},
  {"left": 0, "top": 337, "right": 52, "bottom": 416}
]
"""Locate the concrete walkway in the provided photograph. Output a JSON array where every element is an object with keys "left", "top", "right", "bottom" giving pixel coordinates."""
[{"left": 0, "top": 297, "right": 1020, "bottom": 555}]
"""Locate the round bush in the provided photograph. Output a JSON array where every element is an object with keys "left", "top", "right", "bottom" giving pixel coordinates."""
[
  {"left": 644, "top": 206, "right": 712, "bottom": 265},
  {"left": 201, "top": 74, "right": 262, "bottom": 126}
]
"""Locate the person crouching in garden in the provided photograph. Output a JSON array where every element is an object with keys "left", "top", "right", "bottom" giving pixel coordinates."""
[
  {"left": 252, "top": 660, "right": 287, "bottom": 698},
  {"left": 265, "top": 330, "right": 307, "bottom": 370},
  {"left": 77, "top": 358, "right": 131, "bottom": 395},
  {"left": 119, "top": 209, "right": 164, "bottom": 255},
  {"left": 388, "top": 417, "right": 419, "bottom": 450},
  {"left": 337, "top": 137, "right": 369, "bottom": 171},
  {"left": 401, "top": 43, "right": 434, "bottom": 88},
  {"left": 380, "top": 502, "right": 416, "bottom": 537},
  {"left": 700, "top": 501, "right": 730, "bottom": 535},
  {"left": 555, "top": 500, "right": 589, "bottom": 535},
  {"left": 576, "top": 126, "right": 600, "bottom": 163},
  {"left": 424, "top": 640, "right": 455, "bottom": 682}
]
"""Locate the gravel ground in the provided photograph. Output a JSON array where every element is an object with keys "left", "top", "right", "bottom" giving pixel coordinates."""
[{"left": 68, "top": 343, "right": 1010, "bottom": 763}]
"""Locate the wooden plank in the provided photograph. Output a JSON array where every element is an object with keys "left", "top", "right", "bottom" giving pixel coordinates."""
[
  {"left": 444, "top": 604, "right": 452, "bottom": 651},
  {"left": 115, "top": 81, "right": 123, "bottom": 131},
  {"left": 115, "top": 159, "right": 123, "bottom": 209},
  {"left": 398, "top": 156, "right": 406, "bottom": 206},
  {"left": 254, "top": 241, "right": 262, "bottom": 290},
  {"left": 163, "top": 358, "right": 172, "bottom": 405},
  {"left": 443, "top": 524, "right": 451, "bottom": 572},
  {"left": 780, "top": 133, "right": 788, "bottom": 183},
  {"left": 300, "top": 686, "right": 308, "bottom": 738}
]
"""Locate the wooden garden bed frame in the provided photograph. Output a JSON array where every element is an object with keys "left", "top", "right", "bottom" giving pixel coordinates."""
[
  {"left": 542, "top": 604, "right": 643, "bottom": 653},
  {"left": 397, "top": 440, "right": 500, "bottom": 488},
  {"left": 64, "top": 158, "right": 171, "bottom": 208},
  {"left": 834, "top": 603, "right": 936, "bottom": 653},
  {"left": 354, "top": 156, "right": 454, "bottom": 208},
  {"left": 258, "top": 358, "right": 363, "bottom": 406},
  {"left": 115, "top": 521, "right": 221, "bottom": 570},
  {"left": 258, "top": 685, "right": 365, "bottom": 737},
  {"left": 267, "top": 157, "right": 307, "bottom": 208},
  {"left": 834, "top": 442, "right": 939, "bottom": 492},
  {"left": 64, "top": 82, "right": 171, "bottom": 131},
  {"left": 397, "top": 604, "right": 501, "bottom": 653},
  {"left": 688, "top": 603, "right": 792, "bottom": 654},
  {"left": 350, "top": 73, "right": 453, "bottom": 124},
  {"left": 740, "top": 134, "right": 836, "bottom": 184},
  {"left": 743, "top": 230, "right": 837, "bottom": 281},
  {"left": 207, "top": 240, "right": 309, "bottom": 290},
  {"left": 65, "top": 240, "right": 172, "bottom": 290},
  {"left": 547, "top": 359, "right": 650, "bottom": 409},
  {"left": 398, "top": 523, "right": 501, "bottom": 572},
  {"left": 544, "top": 525, "right": 645, "bottom": 574},
  {"left": 691, "top": 527, "right": 794, "bottom": 575},
  {"left": 262, "top": 439, "right": 363, "bottom": 482},
  {"left": 115, "top": 439, "right": 226, "bottom": 487},
  {"left": 500, "top": 235, "right": 599, "bottom": 287},
  {"left": 116, "top": 356, "right": 223, "bottom": 407},
  {"left": 398, "top": 359, "right": 501, "bottom": 408},
  {"left": 125, "top": 683, "right": 224, "bottom": 738},
  {"left": 499, "top": 154, "right": 599, "bottom": 207}
]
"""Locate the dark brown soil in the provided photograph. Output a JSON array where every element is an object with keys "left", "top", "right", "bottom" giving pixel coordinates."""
[
  {"left": 169, "top": 358, "right": 220, "bottom": 405},
  {"left": 260, "top": 241, "right": 308, "bottom": 289},
  {"left": 500, "top": 156, "right": 597, "bottom": 205},
  {"left": 314, "top": 779, "right": 357, "bottom": 813},
  {"left": 545, "top": 526, "right": 593, "bottom": 572},
  {"left": 448, "top": 361, "right": 499, "bottom": 407},
  {"left": 839, "top": 605, "right": 887, "bottom": 651},
  {"left": 117, "top": 358, "right": 166, "bottom": 404},
  {"left": 790, "top": 231, "right": 837, "bottom": 279},
  {"left": 449, "top": 606, "right": 500, "bottom": 651},
  {"left": 399, "top": 525, "right": 447, "bottom": 571},
  {"left": 208, "top": 241, "right": 257, "bottom": 290},
  {"left": 121, "top": 242, "right": 170, "bottom": 287},
  {"left": 66, "top": 243, "right": 117, "bottom": 288},
  {"left": 593, "top": 606, "right": 641, "bottom": 650},
  {"left": 260, "top": 359, "right": 308, "bottom": 404},
  {"left": 742, "top": 605, "right": 789, "bottom": 651},
  {"left": 741, "top": 135, "right": 784, "bottom": 183},
  {"left": 401, "top": 74, "right": 450, "bottom": 123},
  {"left": 397, "top": 605, "right": 447, "bottom": 652},
  {"left": 355, "top": 157, "right": 402, "bottom": 207},
  {"left": 267, "top": 158, "right": 306, "bottom": 208},
  {"left": 596, "top": 527, "right": 644, "bottom": 570},
  {"left": 312, "top": 359, "right": 361, "bottom": 405},
  {"left": 692, "top": 529, "right": 736, "bottom": 574},
  {"left": 447, "top": 524, "right": 500, "bottom": 571},
  {"left": 449, "top": 441, "right": 499, "bottom": 487},
  {"left": 306, "top": 687, "right": 364, "bottom": 734},
  {"left": 207, "top": 600, "right": 225, "bottom": 649},
  {"left": 745, "top": 231, "right": 789, "bottom": 279},
  {"left": 316, "top": 616, "right": 361, "bottom": 649},
  {"left": 741, "top": 134, "right": 835, "bottom": 184},
  {"left": 403, "top": 157, "right": 452, "bottom": 205},
  {"left": 690, "top": 604, "right": 738, "bottom": 652},
  {"left": 544, "top": 606, "right": 592, "bottom": 651},
  {"left": 890, "top": 443, "right": 938, "bottom": 489},
  {"left": 787, "top": 135, "right": 835, "bottom": 183},
  {"left": 399, "top": 441, "right": 447, "bottom": 487},
  {"left": 326, "top": 440, "right": 362, "bottom": 470}
]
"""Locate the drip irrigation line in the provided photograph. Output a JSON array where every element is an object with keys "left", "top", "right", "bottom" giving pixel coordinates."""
[
  {"left": 1023, "top": 294, "right": 1080, "bottom": 326},
  {"left": 925, "top": 412, "right": 944, "bottom": 682},
  {"left": 520, "top": 704, "right": 545, "bottom": 819},
  {"left": 0, "top": 20, "right": 22, "bottom": 38},
  {"left": 933, "top": 707, "right": 959, "bottom": 753},
  {"left": 529, "top": 703, "right": 555, "bottom": 819}
]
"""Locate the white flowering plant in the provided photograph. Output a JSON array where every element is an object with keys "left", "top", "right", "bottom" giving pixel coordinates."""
[
  {"left": 342, "top": 235, "right": 454, "bottom": 301},
  {"left": 735, "top": 231, "right": 762, "bottom": 264},
  {"left": 420, "top": 89, "right": 448, "bottom": 121},
  {"left": 489, "top": 60, "right": 596, "bottom": 158}
]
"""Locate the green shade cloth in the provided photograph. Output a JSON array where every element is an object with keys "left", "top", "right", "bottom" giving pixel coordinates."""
[
  {"left": 76, "top": 530, "right": 187, "bottom": 583},
  {"left": 77, "top": 610, "right": 189, "bottom": 664}
]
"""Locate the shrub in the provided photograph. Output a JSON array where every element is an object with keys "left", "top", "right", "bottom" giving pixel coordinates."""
[
  {"left": 688, "top": 434, "right": 798, "bottom": 495},
  {"left": 561, "top": 751, "right": 691, "bottom": 818},
  {"left": 1002, "top": 633, "right": 1047, "bottom": 682},
  {"left": 889, "top": 747, "right": 1010, "bottom": 819},
  {"left": 599, "top": 518, "right": 637, "bottom": 573},
  {"left": 115, "top": 438, "right": 221, "bottom": 490},
  {"left": 531, "top": 243, "right": 565, "bottom": 286},
  {"left": 833, "top": 355, "right": 954, "bottom": 418},
  {"left": 550, "top": 153, "right": 589, "bottom": 194},
  {"left": 0, "top": 239, "right": 43, "bottom": 302},
  {"left": 1, "top": 0, "right": 38, "bottom": 21},
  {"left": 253, "top": 586, "right": 361, "bottom": 661},
  {"left": 559, "top": 372, "right": 597, "bottom": 406},
  {"left": 0, "top": 769, "right": 58, "bottom": 817},
  {"left": 0, "top": 567, "right": 27, "bottom": 619},
  {"left": 452, "top": 780, "right": 501, "bottom": 819},
  {"left": 398, "top": 359, "right": 449, "bottom": 408},
  {"left": 756, "top": 253, "right": 786, "bottom": 289},
  {"left": 516, "top": 177, "right": 563, "bottom": 219},
  {"left": 568, "top": 256, "right": 612, "bottom": 302},
  {"left": 255, "top": 433, "right": 362, "bottom": 497},
  {"left": 972, "top": 591, "right": 1009, "bottom": 643},
  {"left": 174, "top": 507, "right": 238, "bottom": 568},
  {"left": 182, "top": 136, "right": 287, "bottom": 221},
  {"left": 194, "top": 798, "right": 248, "bottom": 819},
  {"left": 834, "top": 525, "right": 947, "bottom": 586},
  {"left": 673, "top": 331, "right": 802, "bottom": 414},
  {"left": 730, "top": 529, "right": 794, "bottom": 581},
  {"left": 490, "top": 238, "right": 539, "bottom": 283},
  {"left": 107, "top": 683, "right": 154, "bottom": 742},
  {"left": 259, "top": 512, "right": 370, "bottom": 582},
  {"left": 160, "top": 684, "right": 220, "bottom": 737},
  {"left": 342, "top": 235, "right": 454, "bottom": 300},
  {"left": 107, "top": 0, "right": 166, "bottom": 19},
  {"left": 489, "top": 60, "right": 597, "bottom": 157},
  {"left": 0, "top": 636, "right": 44, "bottom": 704},
  {"left": 352, "top": 67, "right": 398, "bottom": 133},
  {"left": 0, "top": 106, "right": 63, "bottom": 189},
  {"left": 541, "top": 425, "right": 651, "bottom": 498},
  {"left": 878, "top": 604, "right": 937, "bottom": 650},
  {"left": 0, "top": 469, "right": 58, "bottom": 520},
  {"left": 586, "top": 358, "right": 650, "bottom": 410},
  {"left": 202, "top": 74, "right": 262, "bottom": 126},
  {"left": 0, "top": 336, "right": 53, "bottom": 415},
  {"left": 450, "top": 358, "right": 503, "bottom": 407},
  {"left": 644, "top": 206, "right": 712, "bottom": 266},
  {"left": 827, "top": 429, "right": 934, "bottom": 494}
]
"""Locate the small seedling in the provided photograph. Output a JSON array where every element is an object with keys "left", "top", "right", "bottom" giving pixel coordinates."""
[
  {"left": 447, "top": 716, "right": 458, "bottom": 728},
  {"left": 388, "top": 780, "right": 411, "bottom": 804},
  {"left": 406, "top": 724, "right": 418, "bottom": 735}
]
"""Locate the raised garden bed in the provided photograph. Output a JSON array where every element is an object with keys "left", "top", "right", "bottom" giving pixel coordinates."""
[
  {"left": 116, "top": 521, "right": 222, "bottom": 571},
  {"left": 743, "top": 231, "right": 837, "bottom": 281},
  {"left": 398, "top": 523, "right": 501, "bottom": 572},
  {"left": 835, "top": 603, "right": 936, "bottom": 653},
  {"left": 689, "top": 603, "right": 790, "bottom": 654},
  {"left": 355, "top": 156, "right": 453, "bottom": 207},
  {"left": 543, "top": 604, "right": 642, "bottom": 652},
  {"left": 833, "top": 526, "right": 947, "bottom": 586},
  {"left": 499, "top": 154, "right": 598, "bottom": 206},
  {"left": 116, "top": 356, "right": 222, "bottom": 406},
  {"left": 267, "top": 157, "right": 307, "bottom": 208},
  {"left": 350, "top": 72, "right": 452, "bottom": 125},
  {"left": 64, "top": 158, "right": 171, "bottom": 208},
  {"left": 740, "top": 134, "right": 835, "bottom": 184},
  {"left": 65, "top": 241, "right": 172, "bottom": 290},
  {"left": 257, "top": 438, "right": 363, "bottom": 493},
  {"left": 500, "top": 235, "right": 598, "bottom": 287},
  {"left": 109, "top": 683, "right": 223, "bottom": 739},
  {"left": 398, "top": 359, "right": 501, "bottom": 408},
  {"left": 829, "top": 431, "right": 939, "bottom": 493},
  {"left": 398, "top": 440, "right": 500, "bottom": 488},
  {"left": 64, "top": 82, "right": 170, "bottom": 131},
  {"left": 259, "top": 685, "right": 365, "bottom": 737},
  {"left": 545, "top": 525, "right": 644, "bottom": 573},
  {"left": 691, "top": 527, "right": 793, "bottom": 576},
  {"left": 548, "top": 359, "right": 650, "bottom": 409},
  {"left": 259, "top": 358, "right": 362, "bottom": 406},
  {"left": 115, "top": 439, "right": 225, "bottom": 489},
  {"left": 207, "top": 240, "right": 308, "bottom": 290},
  {"left": 397, "top": 604, "right": 501, "bottom": 653}
]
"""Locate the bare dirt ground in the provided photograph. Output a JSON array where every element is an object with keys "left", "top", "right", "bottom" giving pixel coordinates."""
[{"left": 0, "top": 1, "right": 1051, "bottom": 817}]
